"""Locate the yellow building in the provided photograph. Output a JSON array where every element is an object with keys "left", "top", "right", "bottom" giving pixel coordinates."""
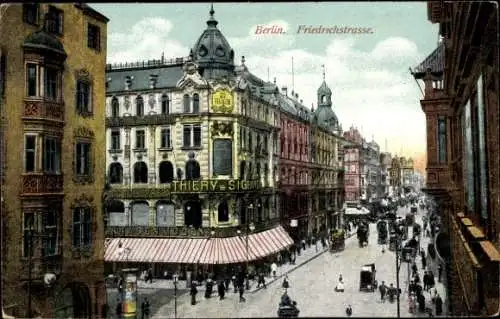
[{"left": 0, "top": 4, "right": 108, "bottom": 318}]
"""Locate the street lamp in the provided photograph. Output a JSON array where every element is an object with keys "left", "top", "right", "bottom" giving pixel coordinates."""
[{"left": 173, "top": 273, "right": 179, "bottom": 319}]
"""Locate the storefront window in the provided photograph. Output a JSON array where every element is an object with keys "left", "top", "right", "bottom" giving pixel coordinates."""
[{"left": 462, "top": 99, "right": 475, "bottom": 211}]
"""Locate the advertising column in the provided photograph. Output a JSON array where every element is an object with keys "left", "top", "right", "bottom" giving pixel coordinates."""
[{"left": 122, "top": 268, "right": 138, "bottom": 319}]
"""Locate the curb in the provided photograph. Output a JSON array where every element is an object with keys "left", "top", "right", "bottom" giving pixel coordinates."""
[{"left": 251, "top": 231, "right": 358, "bottom": 294}]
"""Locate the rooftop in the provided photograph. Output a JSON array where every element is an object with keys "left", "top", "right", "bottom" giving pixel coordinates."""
[{"left": 412, "top": 43, "right": 445, "bottom": 79}]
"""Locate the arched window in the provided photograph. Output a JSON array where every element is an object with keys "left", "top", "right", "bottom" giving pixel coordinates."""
[
  {"left": 161, "top": 94, "right": 170, "bottom": 114},
  {"left": 192, "top": 93, "right": 200, "bottom": 113},
  {"left": 108, "top": 163, "right": 123, "bottom": 184},
  {"left": 107, "top": 200, "right": 126, "bottom": 226},
  {"left": 184, "top": 201, "right": 202, "bottom": 228},
  {"left": 256, "top": 163, "right": 261, "bottom": 179},
  {"left": 239, "top": 161, "right": 246, "bottom": 180},
  {"left": 183, "top": 94, "right": 190, "bottom": 113},
  {"left": 133, "top": 161, "right": 148, "bottom": 183},
  {"left": 111, "top": 97, "right": 119, "bottom": 117},
  {"left": 288, "top": 168, "right": 292, "bottom": 184},
  {"left": 281, "top": 168, "right": 286, "bottom": 181},
  {"left": 131, "top": 201, "right": 149, "bottom": 226},
  {"left": 218, "top": 201, "right": 229, "bottom": 222},
  {"left": 156, "top": 200, "right": 175, "bottom": 226},
  {"left": 136, "top": 95, "right": 144, "bottom": 117},
  {"left": 159, "top": 161, "right": 174, "bottom": 183},
  {"left": 185, "top": 160, "right": 200, "bottom": 180}
]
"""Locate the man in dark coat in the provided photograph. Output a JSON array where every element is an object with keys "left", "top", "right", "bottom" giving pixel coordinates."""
[
  {"left": 218, "top": 280, "right": 226, "bottom": 300},
  {"left": 411, "top": 262, "right": 418, "bottom": 277},
  {"left": 256, "top": 272, "right": 267, "bottom": 289},
  {"left": 141, "top": 297, "right": 150, "bottom": 319},
  {"left": 239, "top": 284, "right": 246, "bottom": 302},
  {"left": 190, "top": 282, "right": 198, "bottom": 305},
  {"left": 435, "top": 294, "right": 443, "bottom": 315},
  {"left": 421, "top": 254, "right": 427, "bottom": 270},
  {"left": 345, "top": 305, "right": 352, "bottom": 317},
  {"left": 423, "top": 271, "right": 431, "bottom": 291},
  {"left": 417, "top": 293, "right": 426, "bottom": 313},
  {"left": 116, "top": 300, "right": 122, "bottom": 319},
  {"left": 379, "top": 281, "right": 387, "bottom": 301}
]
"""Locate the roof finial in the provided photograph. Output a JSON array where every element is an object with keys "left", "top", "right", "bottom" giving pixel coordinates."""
[
  {"left": 322, "top": 64, "right": 326, "bottom": 80},
  {"left": 241, "top": 56, "right": 245, "bottom": 65},
  {"left": 207, "top": 3, "right": 218, "bottom": 27},
  {"left": 210, "top": 3, "right": 214, "bottom": 17}
]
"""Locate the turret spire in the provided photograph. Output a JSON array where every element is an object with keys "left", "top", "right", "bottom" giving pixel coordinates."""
[
  {"left": 210, "top": 3, "right": 214, "bottom": 17},
  {"left": 207, "top": 3, "right": 218, "bottom": 27},
  {"left": 322, "top": 64, "right": 325, "bottom": 80}
]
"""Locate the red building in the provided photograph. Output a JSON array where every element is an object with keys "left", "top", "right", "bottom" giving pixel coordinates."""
[
  {"left": 343, "top": 126, "right": 363, "bottom": 203},
  {"left": 278, "top": 87, "right": 312, "bottom": 240}
]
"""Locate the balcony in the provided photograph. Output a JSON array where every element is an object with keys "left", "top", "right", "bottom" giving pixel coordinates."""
[
  {"left": 105, "top": 223, "right": 276, "bottom": 238},
  {"left": 21, "top": 173, "right": 64, "bottom": 195},
  {"left": 23, "top": 99, "right": 64, "bottom": 122}
]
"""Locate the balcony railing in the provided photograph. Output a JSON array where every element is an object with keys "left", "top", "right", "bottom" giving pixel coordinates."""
[
  {"left": 105, "top": 223, "right": 277, "bottom": 238},
  {"left": 23, "top": 99, "right": 64, "bottom": 122},
  {"left": 21, "top": 173, "right": 63, "bottom": 195}
]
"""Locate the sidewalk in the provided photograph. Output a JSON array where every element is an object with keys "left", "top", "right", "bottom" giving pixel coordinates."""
[{"left": 131, "top": 229, "right": 358, "bottom": 292}]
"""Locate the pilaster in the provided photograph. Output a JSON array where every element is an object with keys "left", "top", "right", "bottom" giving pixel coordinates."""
[{"left": 123, "top": 128, "right": 131, "bottom": 184}]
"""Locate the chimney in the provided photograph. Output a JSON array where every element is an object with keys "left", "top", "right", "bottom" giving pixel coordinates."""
[
  {"left": 281, "top": 86, "right": 287, "bottom": 96},
  {"left": 125, "top": 75, "right": 134, "bottom": 90},
  {"left": 149, "top": 74, "right": 158, "bottom": 89}
]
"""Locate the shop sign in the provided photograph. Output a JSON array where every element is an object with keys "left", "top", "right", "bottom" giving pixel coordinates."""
[{"left": 171, "top": 179, "right": 261, "bottom": 193}]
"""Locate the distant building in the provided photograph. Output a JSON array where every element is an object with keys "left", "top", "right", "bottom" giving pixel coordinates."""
[
  {"left": 379, "top": 152, "right": 392, "bottom": 197},
  {"left": 1, "top": 3, "right": 109, "bottom": 318},
  {"left": 343, "top": 126, "right": 363, "bottom": 203}
]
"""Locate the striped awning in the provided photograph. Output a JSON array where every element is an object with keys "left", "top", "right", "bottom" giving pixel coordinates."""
[
  {"left": 104, "top": 225, "right": 294, "bottom": 264},
  {"left": 248, "top": 225, "right": 294, "bottom": 258},
  {"left": 104, "top": 237, "right": 210, "bottom": 264}
]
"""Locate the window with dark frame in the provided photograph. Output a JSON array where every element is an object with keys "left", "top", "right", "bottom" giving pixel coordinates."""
[
  {"left": 182, "top": 124, "right": 201, "bottom": 148},
  {"left": 192, "top": 93, "right": 200, "bottom": 113},
  {"left": 26, "top": 63, "right": 37, "bottom": 97},
  {"left": 25, "top": 135, "right": 36, "bottom": 172},
  {"left": 437, "top": 118, "right": 447, "bottom": 164},
  {"left": 111, "top": 97, "right": 119, "bottom": 117},
  {"left": 23, "top": 212, "right": 35, "bottom": 257},
  {"left": 161, "top": 94, "right": 170, "bottom": 114},
  {"left": 133, "top": 162, "right": 148, "bottom": 183},
  {"left": 136, "top": 95, "right": 144, "bottom": 117},
  {"left": 87, "top": 23, "right": 100, "bottom": 51},
  {"left": 76, "top": 142, "right": 91, "bottom": 176},
  {"left": 72, "top": 207, "right": 92, "bottom": 249},
  {"left": 44, "top": 67, "right": 58, "bottom": 100},
  {"left": 135, "top": 130, "right": 145, "bottom": 149},
  {"left": 160, "top": 128, "right": 171, "bottom": 148},
  {"left": 43, "top": 137, "right": 61, "bottom": 173},
  {"left": 47, "top": 6, "right": 63, "bottom": 35},
  {"left": 76, "top": 80, "right": 91, "bottom": 114},
  {"left": 109, "top": 163, "right": 123, "bottom": 184},
  {"left": 23, "top": 3, "right": 39, "bottom": 25},
  {"left": 183, "top": 94, "right": 190, "bottom": 113},
  {"left": 111, "top": 130, "right": 121, "bottom": 150},
  {"left": 42, "top": 210, "right": 58, "bottom": 256}
]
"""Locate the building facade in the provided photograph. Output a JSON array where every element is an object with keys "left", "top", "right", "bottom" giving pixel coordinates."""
[
  {"left": 364, "top": 139, "right": 381, "bottom": 201},
  {"left": 104, "top": 8, "right": 294, "bottom": 276},
  {"left": 379, "top": 152, "right": 392, "bottom": 197},
  {"left": 414, "top": 1, "right": 499, "bottom": 315},
  {"left": 0, "top": 3, "right": 108, "bottom": 318},
  {"left": 343, "top": 126, "right": 363, "bottom": 203}
]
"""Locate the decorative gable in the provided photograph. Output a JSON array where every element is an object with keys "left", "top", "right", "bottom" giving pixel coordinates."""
[{"left": 176, "top": 61, "right": 208, "bottom": 89}]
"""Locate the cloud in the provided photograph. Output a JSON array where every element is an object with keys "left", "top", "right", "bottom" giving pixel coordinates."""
[
  {"left": 106, "top": 18, "right": 189, "bottom": 63},
  {"left": 106, "top": 18, "right": 427, "bottom": 156}
]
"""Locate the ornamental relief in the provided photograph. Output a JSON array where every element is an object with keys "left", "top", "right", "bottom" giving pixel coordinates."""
[
  {"left": 211, "top": 121, "right": 233, "bottom": 137},
  {"left": 74, "top": 126, "right": 95, "bottom": 139},
  {"left": 70, "top": 193, "right": 95, "bottom": 209},
  {"left": 75, "top": 69, "right": 92, "bottom": 82}
]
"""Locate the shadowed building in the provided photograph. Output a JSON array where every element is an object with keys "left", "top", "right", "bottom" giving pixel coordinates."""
[
  {"left": 413, "top": 1, "right": 499, "bottom": 316},
  {"left": 0, "top": 3, "right": 108, "bottom": 318}
]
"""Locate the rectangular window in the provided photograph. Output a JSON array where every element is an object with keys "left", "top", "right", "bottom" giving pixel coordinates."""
[
  {"left": 72, "top": 207, "right": 92, "bottom": 248},
  {"left": 42, "top": 210, "right": 58, "bottom": 256},
  {"left": 87, "top": 23, "right": 100, "bottom": 51},
  {"left": 135, "top": 130, "right": 145, "bottom": 149},
  {"left": 463, "top": 100, "right": 475, "bottom": 210},
  {"left": 43, "top": 137, "right": 61, "bottom": 173},
  {"left": 160, "top": 128, "right": 171, "bottom": 148},
  {"left": 25, "top": 135, "right": 36, "bottom": 172},
  {"left": 26, "top": 63, "right": 37, "bottom": 97},
  {"left": 182, "top": 124, "right": 201, "bottom": 148},
  {"left": 477, "top": 74, "right": 488, "bottom": 220},
  {"left": 23, "top": 3, "right": 39, "bottom": 25},
  {"left": 76, "top": 142, "right": 91, "bottom": 176},
  {"left": 48, "top": 6, "right": 63, "bottom": 35},
  {"left": 23, "top": 212, "right": 35, "bottom": 257},
  {"left": 111, "top": 130, "right": 121, "bottom": 150},
  {"left": 44, "top": 67, "right": 58, "bottom": 100},
  {"left": 76, "top": 81, "right": 91, "bottom": 114},
  {"left": 437, "top": 118, "right": 447, "bottom": 164}
]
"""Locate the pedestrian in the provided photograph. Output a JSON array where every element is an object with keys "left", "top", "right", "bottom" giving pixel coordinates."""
[
  {"left": 379, "top": 281, "right": 387, "bottom": 301},
  {"left": 282, "top": 275, "right": 289, "bottom": 289},
  {"left": 388, "top": 283, "right": 396, "bottom": 302},
  {"left": 239, "top": 284, "right": 246, "bottom": 302},
  {"left": 271, "top": 262, "right": 278, "bottom": 278},
  {"left": 417, "top": 293, "right": 426, "bottom": 313},
  {"left": 301, "top": 238, "right": 306, "bottom": 251},
  {"left": 218, "top": 280, "right": 226, "bottom": 300},
  {"left": 147, "top": 268, "right": 153, "bottom": 284},
  {"left": 115, "top": 299, "right": 122, "bottom": 319},
  {"left": 421, "top": 254, "right": 427, "bottom": 270},
  {"left": 345, "top": 304, "right": 353, "bottom": 317},
  {"left": 141, "top": 297, "right": 150, "bottom": 319},
  {"left": 257, "top": 272, "right": 267, "bottom": 289},
  {"left": 411, "top": 262, "right": 418, "bottom": 277},
  {"left": 438, "top": 264, "right": 443, "bottom": 282},
  {"left": 190, "top": 282, "right": 198, "bottom": 305},
  {"left": 435, "top": 294, "right": 443, "bottom": 315},
  {"left": 423, "top": 271, "right": 430, "bottom": 291}
]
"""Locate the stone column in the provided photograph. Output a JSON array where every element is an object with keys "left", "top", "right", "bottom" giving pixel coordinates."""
[
  {"left": 124, "top": 128, "right": 131, "bottom": 185},
  {"left": 125, "top": 205, "right": 132, "bottom": 225},
  {"left": 148, "top": 126, "right": 156, "bottom": 184},
  {"left": 149, "top": 201, "right": 156, "bottom": 226}
]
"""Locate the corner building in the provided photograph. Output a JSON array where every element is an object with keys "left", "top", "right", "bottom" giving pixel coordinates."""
[
  {"left": 104, "top": 8, "right": 291, "bottom": 276},
  {"left": 0, "top": 3, "right": 108, "bottom": 318}
]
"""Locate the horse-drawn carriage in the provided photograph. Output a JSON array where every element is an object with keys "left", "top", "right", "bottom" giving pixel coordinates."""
[
  {"left": 277, "top": 291, "right": 300, "bottom": 318},
  {"left": 330, "top": 229, "right": 345, "bottom": 252},
  {"left": 359, "top": 263, "right": 377, "bottom": 292},
  {"left": 357, "top": 223, "right": 369, "bottom": 247}
]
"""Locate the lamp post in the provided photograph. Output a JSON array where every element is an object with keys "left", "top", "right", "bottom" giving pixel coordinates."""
[
  {"left": 395, "top": 224, "right": 404, "bottom": 318},
  {"left": 173, "top": 273, "right": 179, "bottom": 319}
]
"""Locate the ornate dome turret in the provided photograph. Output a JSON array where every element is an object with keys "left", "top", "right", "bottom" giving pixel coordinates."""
[
  {"left": 314, "top": 66, "right": 338, "bottom": 132},
  {"left": 191, "top": 5, "right": 235, "bottom": 79}
]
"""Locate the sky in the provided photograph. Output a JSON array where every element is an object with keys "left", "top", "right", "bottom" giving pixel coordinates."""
[{"left": 91, "top": 2, "right": 439, "bottom": 168}]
